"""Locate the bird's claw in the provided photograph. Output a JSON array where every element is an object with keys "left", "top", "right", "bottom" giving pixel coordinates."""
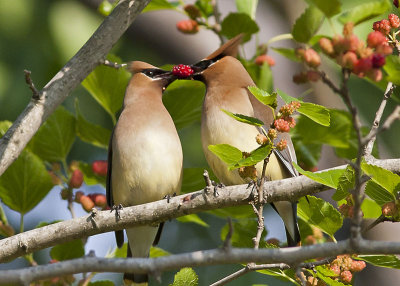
[
  {"left": 163, "top": 192, "right": 177, "bottom": 203},
  {"left": 111, "top": 204, "right": 123, "bottom": 220}
]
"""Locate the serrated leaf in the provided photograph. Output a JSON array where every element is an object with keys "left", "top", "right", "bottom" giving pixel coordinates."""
[
  {"left": 293, "top": 162, "right": 345, "bottom": 189},
  {"left": 358, "top": 254, "right": 400, "bottom": 269},
  {"left": 28, "top": 106, "right": 76, "bottom": 162},
  {"left": 170, "top": 268, "right": 198, "bottom": 286},
  {"left": 361, "top": 162, "right": 400, "bottom": 194},
  {"left": 235, "top": 0, "right": 258, "bottom": 19},
  {"left": 208, "top": 144, "right": 243, "bottom": 166},
  {"left": 0, "top": 150, "right": 53, "bottom": 214},
  {"left": 50, "top": 239, "right": 84, "bottom": 261},
  {"left": 222, "top": 109, "right": 264, "bottom": 126},
  {"left": 142, "top": 0, "right": 178, "bottom": 12},
  {"left": 195, "top": 0, "right": 213, "bottom": 18},
  {"left": 361, "top": 198, "right": 382, "bottom": 218},
  {"left": 177, "top": 214, "right": 209, "bottom": 227},
  {"left": 298, "top": 196, "right": 342, "bottom": 238},
  {"left": 221, "top": 13, "right": 259, "bottom": 43},
  {"left": 230, "top": 144, "right": 272, "bottom": 170},
  {"left": 150, "top": 246, "right": 170, "bottom": 258},
  {"left": 221, "top": 218, "right": 267, "bottom": 248},
  {"left": 79, "top": 161, "right": 106, "bottom": 187},
  {"left": 163, "top": 81, "right": 205, "bottom": 130},
  {"left": 338, "top": 0, "right": 391, "bottom": 25},
  {"left": 277, "top": 89, "right": 330, "bottom": 126},
  {"left": 292, "top": 5, "right": 324, "bottom": 43},
  {"left": 364, "top": 180, "right": 395, "bottom": 206},
  {"left": 291, "top": 110, "right": 351, "bottom": 148},
  {"left": 248, "top": 86, "right": 277, "bottom": 108},
  {"left": 332, "top": 166, "right": 354, "bottom": 201},
  {"left": 384, "top": 55, "right": 400, "bottom": 85},
  {"left": 271, "top": 48, "right": 301, "bottom": 62},
  {"left": 308, "top": 0, "right": 341, "bottom": 17},
  {"left": 75, "top": 101, "right": 111, "bottom": 149},
  {"left": 82, "top": 54, "right": 130, "bottom": 123}
]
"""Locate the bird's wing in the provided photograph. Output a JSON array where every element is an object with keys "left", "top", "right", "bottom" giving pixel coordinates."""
[
  {"left": 273, "top": 132, "right": 299, "bottom": 177},
  {"left": 106, "top": 128, "right": 115, "bottom": 207}
]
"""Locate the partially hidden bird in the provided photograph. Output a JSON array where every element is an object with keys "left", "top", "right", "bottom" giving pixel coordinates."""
[
  {"left": 106, "top": 61, "right": 183, "bottom": 284},
  {"left": 188, "top": 34, "right": 301, "bottom": 246}
]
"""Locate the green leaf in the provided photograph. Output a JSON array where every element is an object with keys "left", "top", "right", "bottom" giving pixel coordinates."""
[
  {"left": 307, "top": 0, "right": 341, "bottom": 17},
  {"left": 247, "top": 86, "right": 277, "bottom": 108},
  {"left": 28, "top": 106, "right": 76, "bottom": 162},
  {"left": 384, "top": 55, "right": 400, "bottom": 85},
  {"left": 361, "top": 162, "right": 400, "bottom": 194},
  {"left": 75, "top": 101, "right": 111, "bottom": 149},
  {"left": 36, "top": 220, "right": 63, "bottom": 228},
  {"left": 170, "top": 268, "right": 199, "bottom": 286},
  {"left": 291, "top": 109, "right": 351, "bottom": 148},
  {"left": 235, "top": 0, "right": 258, "bottom": 19},
  {"left": 292, "top": 141, "right": 321, "bottom": 169},
  {"left": 358, "top": 254, "right": 400, "bottom": 269},
  {"left": 163, "top": 81, "right": 205, "bottom": 130},
  {"left": 297, "top": 196, "right": 342, "bottom": 238},
  {"left": 314, "top": 268, "right": 347, "bottom": 286},
  {"left": 271, "top": 48, "right": 301, "bottom": 62},
  {"left": 277, "top": 89, "right": 330, "bottom": 126},
  {"left": 230, "top": 144, "right": 272, "bottom": 170},
  {"left": 209, "top": 205, "right": 255, "bottom": 219},
  {"left": 79, "top": 161, "right": 106, "bottom": 187},
  {"left": 82, "top": 54, "right": 130, "bottom": 122},
  {"left": 0, "top": 120, "right": 12, "bottom": 136},
  {"left": 0, "top": 150, "right": 53, "bottom": 214},
  {"left": 208, "top": 144, "right": 243, "bottom": 166},
  {"left": 222, "top": 109, "right": 264, "bottom": 126},
  {"left": 221, "top": 218, "right": 267, "bottom": 248},
  {"left": 177, "top": 214, "right": 209, "bottom": 227},
  {"left": 332, "top": 166, "right": 354, "bottom": 201},
  {"left": 181, "top": 168, "right": 218, "bottom": 194},
  {"left": 338, "top": 0, "right": 391, "bottom": 25},
  {"left": 142, "top": 0, "right": 179, "bottom": 13},
  {"left": 220, "top": 12, "right": 259, "bottom": 43},
  {"left": 108, "top": 243, "right": 127, "bottom": 258},
  {"left": 364, "top": 180, "right": 395, "bottom": 206},
  {"left": 150, "top": 246, "right": 170, "bottom": 258},
  {"left": 293, "top": 162, "right": 345, "bottom": 189},
  {"left": 195, "top": 0, "right": 213, "bottom": 18},
  {"left": 50, "top": 239, "right": 84, "bottom": 261},
  {"left": 292, "top": 5, "right": 324, "bottom": 43},
  {"left": 242, "top": 61, "right": 274, "bottom": 92},
  {"left": 361, "top": 198, "right": 382, "bottom": 219},
  {"left": 88, "top": 281, "right": 114, "bottom": 286}
]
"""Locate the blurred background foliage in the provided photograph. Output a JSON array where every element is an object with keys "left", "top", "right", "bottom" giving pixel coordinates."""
[{"left": 0, "top": 0, "right": 400, "bottom": 285}]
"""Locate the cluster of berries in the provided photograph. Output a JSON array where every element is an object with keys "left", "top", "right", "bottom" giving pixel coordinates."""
[
  {"left": 319, "top": 21, "right": 395, "bottom": 81},
  {"left": 172, "top": 64, "right": 194, "bottom": 78},
  {"left": 329, "top": 255, "right": 366, "bottom": 284},
  {"left": 238, "top": 152, "right": 257, "bottom": 180},
  {"left": 59, "top": 160, "right": 109, "bottom": 212},
  {"left": 255, "top": 54, "right": 275, "bottom": 67},
  {"left": 273, "top": 101, "right": 301, "bottom": 152},
  {"left": 176, "top": 5, "right": 201, "bottom": 34},
  {"left": 373, "top": 14, "right": 400, "bottom": 34},
  {"left": 338, "top": 195, "right": 364, "bottom": 218},
  {"left": 303, "top": 226, "right": 324, "bottom": 246}
]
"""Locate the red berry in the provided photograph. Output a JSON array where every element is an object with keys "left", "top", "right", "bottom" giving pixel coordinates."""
[
  {"left": 276, "top": 139, "right": 287, "bottom": 151},
  {"left": 330, "top": 264, "right": 341, "bottom": 276},
  {"left": 375, "top": 43, "right": 393, "bottom": 55},
  {"left": 388, "top": 14, "right": 400, "bottom": 28},
  {"left": 176, "top": 19, "right": 199, "bottom": 34},
  {"left": 303, "top": 49, "right": 321, "bottom": 68},
  {"left": 343, "top": 35, "right": 359, "bottom": 52},
  {"left": 292, "top": 72, "right": 309, "bottom": 84},
  {"left": 274, "top": 119, "right": 290, "bottom": 133},
  {"left": 172, "top": 64, "right": 194, "bottom": 78},
  {"left": 367, "top": 31, "right": 387, "bottom": 48},
  {"left": 353, "top": 57, "right": 373, "bottom": 76},
  {"left": 351, "top": 260, "right": 367, "bottom": 272},
  {"left": 92, "top": 160, "right": 108, "bottom": 176},
  {"left": 285, "top": 116, "right": 296, "bottom": 128},
  {"left": 382, "top": 201, "right": 398, "bottom": 216},
  {"left": 74, "top": 191, "right": 84, "bottom": 203},
  {"left": 373, "top": 19, "right": 391, "bottom": 34},
  {"left": 319, "top": 38, "right": 335, "bottom": 56},
  {"left": 340, "top": 270, "right": 352, "bottom": 283},
  {"left": 372, "top": 53, "right": 386, "bottom": 68},
  {"left": 304, "top": 235, "right": 316, "bottom": 245},
  {"left": 184, "top": 4, "right": 201, "bottom": 19},
  {"left": 69, "top": 169, "right": 83, "bottom": 189},
  {"left": 394, "top": 0, "right": 399, "bottom": 8},
  {"left": 338, "top": 51, "right": 358, "bottom": 69},
  {"left": 80, "top": 195, "right": 95, "bottom": 212},
  {"left": 255, "top": 134, "right": 268, "bottom": 145},
  {"left": 367, "top": 68, "right": 383, "bottom": 82},
  {"left": 255, "top": 54, "right": 275, "bottom": 66},
  {"left": 94, "top": 194, "right": 107, "bottom": 208}
]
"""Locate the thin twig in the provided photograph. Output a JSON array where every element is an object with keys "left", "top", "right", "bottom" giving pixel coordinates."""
[
  {"left": 102, "top": 59, "right": 127, "bottom": 69},
  {"left": 23, "top": 70, "right": 40, "bottom": 100},
  {"left": 362, "top": 215, "right": 397, "bottom": 234},
  {"left": 210, "top": 0, "right": 224, "bottom": 44}
]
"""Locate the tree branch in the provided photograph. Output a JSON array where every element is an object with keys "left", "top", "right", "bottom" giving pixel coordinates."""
[
  {"left": 0, "top": 159, "right": 398, "bottom": 263},
  {"left": 0, "top": 0, "right": 151, "bottom": 177},
  {"left": 3, "top": 239, "right": 400, "bottom": 284}
]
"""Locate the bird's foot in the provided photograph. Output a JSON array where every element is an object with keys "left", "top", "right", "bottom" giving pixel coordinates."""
[
  {"left": 110, "top": 204, "right": 123, "bottom": 220},
  {"left": 163, "top": 192, "right": 177, "bottom": 203},
  {"left": 203, "top": 169, "right": 224, "bottom": 197}
]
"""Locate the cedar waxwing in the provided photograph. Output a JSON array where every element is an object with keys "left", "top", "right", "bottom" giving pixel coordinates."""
[
  {"left": 190, "top": 35, "right": 301, "bottom": 246},
  {"left": 106, "top": 61, "right": 183, "bottom": 284}
]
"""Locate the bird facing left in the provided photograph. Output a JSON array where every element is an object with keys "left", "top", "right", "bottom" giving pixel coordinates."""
[{"left": 106, "top": 61, "right": 183, "bottom": 285}]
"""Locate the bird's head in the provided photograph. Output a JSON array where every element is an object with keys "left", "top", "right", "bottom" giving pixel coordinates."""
[{"left": 128, "top": 61, "right": 176, "bottom": 89}]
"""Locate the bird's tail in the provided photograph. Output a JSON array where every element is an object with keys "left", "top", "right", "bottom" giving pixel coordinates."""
[
  {"left": 123, "top": 242, "right": 149, "bottom": 285},
  {"left": 272, "top": 201, "right": 301, "bottom": 247}
]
